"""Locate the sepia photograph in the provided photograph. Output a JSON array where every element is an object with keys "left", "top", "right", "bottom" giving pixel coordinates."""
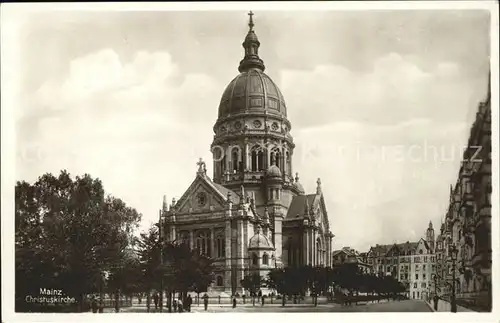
[{"left": 1, "top": 1, "right": 498, "bottom": 321}]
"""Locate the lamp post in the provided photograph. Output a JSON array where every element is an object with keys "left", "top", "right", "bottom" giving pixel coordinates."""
[
  {"left": 432, "top": 274, "right": 439, "bottom": 311},
  {"left": 158, "top": 209, "right": 164, "bottom": 313},
  {"left": 449, "top": 244, "right": 458, "bottom": 313}
]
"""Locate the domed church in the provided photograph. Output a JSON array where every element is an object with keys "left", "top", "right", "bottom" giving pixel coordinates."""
[{"left": 161, "top": 12, "right": 334, "bottom": 295}]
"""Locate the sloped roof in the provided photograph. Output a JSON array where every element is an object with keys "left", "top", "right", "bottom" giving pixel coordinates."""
[
  {"left": 395, "top": 241, "right": 419, "bottom": 255},
  {"left": 173, "top": 173, "right": 241, "bottom": 213},
  {"left": 285, "top": 194, "right": 316, "bottom": 220},
  {"left": 332, "top": 247, "right": 367, "bottom": 265},
  {"left": 368, "top": 241, "right": 419, "bottom": 257},
  {"left": 368, "top": 244, "right": 392, "bottom": 257},
  {"left": 206, "top": 177, "right": 240, "bottom": 204}
]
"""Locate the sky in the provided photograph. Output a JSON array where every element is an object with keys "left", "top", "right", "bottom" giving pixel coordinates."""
[{"left": 11, "top": 7, "right": 491, "bottom": 252}]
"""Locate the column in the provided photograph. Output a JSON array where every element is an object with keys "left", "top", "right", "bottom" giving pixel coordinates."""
[
  {"left": 309, "top": 228, "right": 316, "bottom": 266},
  {"left": 171, "top": 225, "right": 176, "bottom": 243},
  {"left": 237, "top": 220, "right": 245, "bottom": 283},
  {"left": 225, "top": 145, "right": 231, "bottom": 172},
  {"left": 210, "top": 229, "right": 215, "bottom": 258},
  {"left": 224, "top": 219, "right": 232, "bottom": 292},
  {"left": 188, "top": 230, "right": 194, "bottom": 249},
  {"left": 213, "top": 159, "right": 218, "bottom": 181},
  {"left": 264, "top": 140, "right": 269, "bottom": 169},
  {"left": 303, "top": 230, "right": 309, "bottom": 265},
  {"left": 244, "top": 142, "right": 249, "bottom": 171}
]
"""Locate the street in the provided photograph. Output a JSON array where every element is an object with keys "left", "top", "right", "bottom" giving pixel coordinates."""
[
  {"left": 105, "top": 300, "right": 432, "bottom": 313},
  {"left": 191, "top": 300, "right": 432, "bottom": 312}
]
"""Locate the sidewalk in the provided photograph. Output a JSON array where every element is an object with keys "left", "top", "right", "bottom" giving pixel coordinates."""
[
  {"left": 102, "top": 298, "right": 395, "bottom": 313},
  {"left": 424, "top": 299, "right": 475, "bottom": 313}
]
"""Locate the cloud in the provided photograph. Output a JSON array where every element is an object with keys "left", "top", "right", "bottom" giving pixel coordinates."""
[
  {"left": 16, "top": 49, "right": 486, "bottom": 251},
  {"left": 281, "top": 54, "right": 484, "bottom": 250},
  {"left": 17, "top": 48, "right": 223, "bottom": 232},
  {"left": 281, "top": 53, "right": 483, "bottom": 129}
]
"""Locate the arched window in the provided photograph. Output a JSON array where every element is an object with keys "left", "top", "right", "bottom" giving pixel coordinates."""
[
  {"left": 316, "top": 238, "right": 321, "bottom": 265},
  {"left": 251, "top": 150, "right": 257, "bottom": 171},
  {"left": 419, "top": 249, "right": 423, "bottom": 254},
  {"left": 285, "top": 151, "right": 290, "bottom": 174},
  {"left": 252, "top": 253, "right": 258, "bottom": 266},
  {"left": 216, "top": 275, "right": 224, "bottom": 286},
  {"left": 271, "top": 147, "right": 281, "bottom": 168},
  {"left": 231, "top": 147, "right": 239, "bottom": 172},
  {"left": 196, "top": 230, "right": 211, "bottom": 257},
  {"left": 262, "top": 253, "right": 269, "bottom": 265},
  {"left": 216, "top": 233, "right": 225, "bottom": 258},
  {"left": 221, "top": 155, "right": 226, "bottom": 173},
  {"left": 257, "top": 151, "right": 264, "bottom": 170}
]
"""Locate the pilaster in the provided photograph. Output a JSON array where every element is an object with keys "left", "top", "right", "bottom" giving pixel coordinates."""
[{"left": 244, "top": 141, "right": 249, "bottom": 171}]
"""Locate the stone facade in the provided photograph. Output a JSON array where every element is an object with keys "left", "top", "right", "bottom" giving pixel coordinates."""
[
  {"left": 435, "top": 73, "right": 492, "bottom": 311},
  {"left": 366, "top": 222, "right": 437, "bottom": 300},
  {"left": 161, "top": 13, "right": 334, "bottom": 296}
]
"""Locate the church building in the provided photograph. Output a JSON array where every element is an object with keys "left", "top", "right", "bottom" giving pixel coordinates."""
[{"left": 161, "top": 12, "right": 334, "bottom": 295}]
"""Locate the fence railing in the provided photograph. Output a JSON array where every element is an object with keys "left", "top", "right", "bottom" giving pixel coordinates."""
[{"left": 187, "top": 295, "right": 328, "bottom": 306}]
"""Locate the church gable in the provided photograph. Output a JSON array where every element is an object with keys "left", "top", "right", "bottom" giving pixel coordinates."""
[
  {"left": 174, "top": 174, "right": 231, "bottom": 214},
  {"left": 313, "top": 194, "right": 330, "bottom": 233}
]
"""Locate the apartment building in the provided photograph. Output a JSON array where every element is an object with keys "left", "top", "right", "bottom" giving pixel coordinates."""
[{"left": 366, "top": 222, "right": 436, "bottom": 300}]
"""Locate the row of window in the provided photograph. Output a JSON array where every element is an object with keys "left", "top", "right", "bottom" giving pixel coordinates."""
[
  {"left": 372, "top": 255, "right": 435, "bottom": 264},
  {"left": 413, "top": 282, "right": 427, "bottom": 289},
  {"left": 177, "top": 230, "right": 226, "bottom": 258},
  {"left": 219, "top": 147, "right": 292, "bottom": 173}
]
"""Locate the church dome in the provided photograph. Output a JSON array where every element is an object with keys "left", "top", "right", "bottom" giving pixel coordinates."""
[
  {"left": 248, "top": 229, "right": 274, "bottom": 250},
  {"left": 292, "top": 173, "right": 305, "bottom": 194},
  {"left": 218, "top": 69, "right": 287, "bottom": 118},
  {"left": 217, "top": 12, "right": 287, "bottom": 119},
  {"left": 293, "top": 182, "right": 305, "bottom": 194},
  {"left": 266, "top": 165, "right": 282, "bottom": 177}
]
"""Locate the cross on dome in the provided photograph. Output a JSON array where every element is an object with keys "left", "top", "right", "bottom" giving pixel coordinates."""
[{"left": 248, "top": 11, "right": 254, "bottom": 30}]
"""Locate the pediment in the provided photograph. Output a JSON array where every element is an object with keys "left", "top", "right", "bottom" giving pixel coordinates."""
[{"left": 174, "top": 174, "right": 229, "bottom": 214}]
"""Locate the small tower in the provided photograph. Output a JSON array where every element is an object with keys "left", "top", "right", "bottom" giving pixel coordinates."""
[
  {"left": 162, "top": 195, "right": 168, "bottom": 214},
  {"left": 316, "top": 178, "right": 322, "bottom": 195},
  {"left": 426, "top": 221, "right": 435, "bottom": 253}
]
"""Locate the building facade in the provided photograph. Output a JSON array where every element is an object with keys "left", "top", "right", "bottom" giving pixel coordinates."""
[
  {"left": 161, "top": 13, "right": 334, "bottom": 296},
  {"left": 331, "top": 247, "right": 371, "bottom": 274},
  {"left": 366, "top": 222, "right": 437, "bottom": 300},
  {"left": 435, "top": 74, "right": 492, "bottom": 311}
]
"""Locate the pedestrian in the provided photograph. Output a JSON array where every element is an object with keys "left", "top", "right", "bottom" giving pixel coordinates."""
[
  {"left": 261, "top": 294, "right": 265, "bottom": 307},
  {"left": 173, "top": 299, "right": 178, "bottom": 312},
  {"left": 153, "top": 293, "right": 159, "bottom": 310},
  {"left": 203, "top": 293, "right": 209, "bottom": 311},
  {"left": 91, "top": 296, "right": 98, "bottom": 313},
  {"left": 177, "top": 298, "right": 183, "bottom": 313},
  {"left": 232, "top": 296, "right": 237, "bottom": 309},
  {"left": 185, "top": 295, "right": 192, "bottom": 312}
]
